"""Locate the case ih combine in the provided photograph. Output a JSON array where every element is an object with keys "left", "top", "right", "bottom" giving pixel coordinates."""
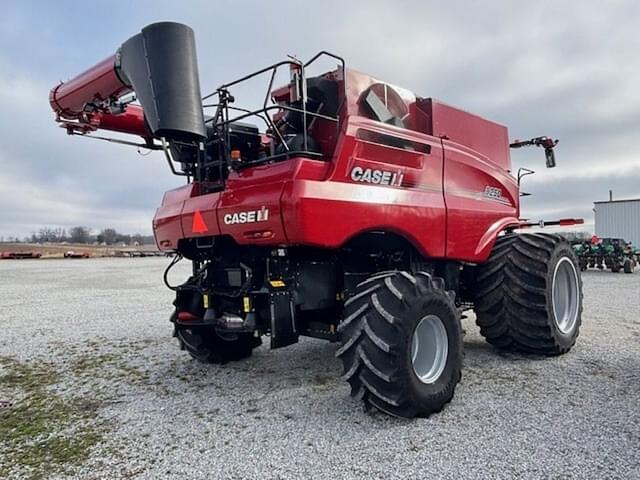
[{"left": 50, "top": 23, "right": 583, "bottom": 418}]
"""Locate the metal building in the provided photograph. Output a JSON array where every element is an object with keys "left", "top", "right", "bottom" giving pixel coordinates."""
[{"left": 594, "top": 198, "right": 640, "bottom": 246}]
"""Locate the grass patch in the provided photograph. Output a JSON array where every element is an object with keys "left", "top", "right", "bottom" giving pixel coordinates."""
[
  {"left": 0, "top": 340, "right": 159, "bottom": 477},
  {"left": 69, "top": 351, "right": 150, "bottom": 386},
  {"left": 0, "top": 356, "right": 105, "bottom": 479}
]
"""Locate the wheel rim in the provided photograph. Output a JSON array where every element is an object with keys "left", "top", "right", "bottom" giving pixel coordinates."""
[
  {"left": 551, "top": 257, "right": 579, "bottom": 334},
  {"left": 410, "top": 314, "right": 448, "bottom": 384}
]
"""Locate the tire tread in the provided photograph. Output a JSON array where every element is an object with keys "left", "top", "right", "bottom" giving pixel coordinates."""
[{"left": 472, "top": 233, "right": 582, "bottom": 355}]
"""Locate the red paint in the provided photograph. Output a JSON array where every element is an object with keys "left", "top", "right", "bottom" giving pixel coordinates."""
[
  {"left": 559, "top": 218, "right": 584, "bottom": 226},
  {"left": 49, "top": 55, "right": 151, "bottom": 141},
  {"left": 416, "top": 99, "right": 511, "bottom": 171},
  {"left": 147, "top": 69, "right": 522, "bottom": 262},
  {"left": 52, "top": 58, "right": 539, "bottom": 263},
  {"left": 92, "top": 105, "right": 149, "bottom": 139},
  {"left": 49, "top": 55, "right": 130, "bottom": 120},
  {"left": 0, "top": 252, "right": 42, "bottom": 259}
]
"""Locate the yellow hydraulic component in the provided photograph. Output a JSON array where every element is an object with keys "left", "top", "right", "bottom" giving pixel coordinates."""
[
  {"left": 269, "top": 280, "right": 286, "bottom": 288},
  {"left": 243, "top": 296, "right": 252, "bottom": 313},
  {"left": 203, "top": 293, "right": 209, "bottom": 309}
]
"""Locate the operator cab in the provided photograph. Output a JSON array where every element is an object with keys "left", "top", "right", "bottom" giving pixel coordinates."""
[
  {"left": 171, "top": 55, "right": 345, "bottom": 190},
  {"left": 271, "top": 75, "right": 341, "bottom": 156}
]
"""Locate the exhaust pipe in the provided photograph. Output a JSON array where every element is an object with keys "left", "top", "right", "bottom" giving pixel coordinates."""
[{"left": 50, "top": 22, "right": 206, "bottom": 142}]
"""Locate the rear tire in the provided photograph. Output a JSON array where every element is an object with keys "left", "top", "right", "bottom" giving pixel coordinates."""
[
  {"left": 173, "top": 312, "right": 261, "bottom": 364},
  {"left": 623, "top": 258, "right": 633, "bottom": 274},
  {"left": 336, "top": 271, "right": 463, "bottom": 418},
  {"left": 472, "top": 233, "right": 582, "bottom": 355}
]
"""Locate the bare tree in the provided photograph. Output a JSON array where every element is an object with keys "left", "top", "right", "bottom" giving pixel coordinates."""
[
  {"left": 38, "top": 227, "right": 57, "bottom": 242},
  {"left": 99, "top": 228, "right": 118, "bottom": 245},
  {"left": 69, "top": 226, "right": 90, "bottom": 244}
]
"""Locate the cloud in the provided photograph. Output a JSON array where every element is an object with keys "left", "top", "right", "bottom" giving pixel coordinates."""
[
  {"left": 0, "top": 65, "right": 174, "bottom": 237},
  {"left": 0, "top": 172, "right": 153, "bottom": 237},
  {"left": 0, "top": 0, "right": 639, "bottom": 238}
]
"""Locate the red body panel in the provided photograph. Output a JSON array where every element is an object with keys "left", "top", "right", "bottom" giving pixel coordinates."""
[
  {"left": 282, "top": 117, "right": 448, "bottom": 257},
  {"left": 154, "top": 184, "right": 198, "bottom": 250},
  {"left": 54, "top": 62, "right": 520, "bottom": 263},
  {"left": 443, "top": 140, "right": 519, "bottom": 259},
  {"left": 152, "top": 68, "right": 520, "bottom": 263},
  {"left": 415, "top": 99, "right": 512, "bottom": 171}
]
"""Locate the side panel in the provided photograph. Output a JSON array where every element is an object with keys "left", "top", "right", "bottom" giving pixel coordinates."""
[
  {"left": 153, "top": 183, "right": 197, "bottom": 250},
  {"left": 282, "top": 117, "right": 447, "bottom": 257},
  {"left": 217, "top": 170, "right": 288, "bottom": 245},
  {"left": 416, "top": 98, "right": 512, "bottom": 171},
  {"left": 180, "top": 192, "right": 222, "bottom": 240},
  {"left": 155, "top": 160, "right": 332, "bottom": 250},
  {"left": 216, "top": 160, "right": 330, "bottom": 245},
  {"left": 443, "top": 140, "right": 520, "bottom": 262}
]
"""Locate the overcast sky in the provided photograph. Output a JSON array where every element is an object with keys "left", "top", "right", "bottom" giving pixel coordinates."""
[{"left": 1, "top": 1, "right": 638, "bottom": 238}]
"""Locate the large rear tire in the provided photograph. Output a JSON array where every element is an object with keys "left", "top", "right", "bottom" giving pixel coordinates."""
[
  {"left": 336, "top": 271, "right": 463, "bottom": 418},
  {"left": 472, "top": 233, "right": 582, "bottom": 355},
  {"left": 623, "top": 258, "right": 634, "bottom": 274},
  {"left": 173, "top": 312, "right": 262, "bottom": 364}
]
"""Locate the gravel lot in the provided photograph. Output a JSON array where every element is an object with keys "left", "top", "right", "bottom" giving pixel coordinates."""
[{"left": 1, "top": 257, "right": 638, "bottom": 479}]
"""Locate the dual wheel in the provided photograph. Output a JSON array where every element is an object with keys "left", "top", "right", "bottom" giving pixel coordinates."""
[
  {"left": 337, "top": 233, "right": 583, "bottom": 418},
  {"left": 173, "top": 233, "right": 582, "bottom": 419},
  {"left": 472, "top": 233, "right": 582, "bottom": 355}
]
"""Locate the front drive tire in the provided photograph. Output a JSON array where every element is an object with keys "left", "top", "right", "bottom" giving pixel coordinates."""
[
  {"left": 336, "top": 271, "right": 463, "bottom": 418},
  {"left": 473, "top": 233, "right": 582, "bottom": 355}
]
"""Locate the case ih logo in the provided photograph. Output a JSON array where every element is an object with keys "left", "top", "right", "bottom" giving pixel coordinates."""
[
  {"left": 350, "top": 166, "right": 404, "bottom": 187},
  {"left": 223, "top": 206, "right": 270, "bottom": 225}
]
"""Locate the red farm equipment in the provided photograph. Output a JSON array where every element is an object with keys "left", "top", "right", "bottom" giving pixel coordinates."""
[{"left": 50, "top": 22, "right": 583, "bottom": 418}]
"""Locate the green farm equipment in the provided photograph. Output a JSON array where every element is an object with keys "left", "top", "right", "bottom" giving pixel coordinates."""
[{"left": 572, "top": 238, "right": 638, "bottom": 273}]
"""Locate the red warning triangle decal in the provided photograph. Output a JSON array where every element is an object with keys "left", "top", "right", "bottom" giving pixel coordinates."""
[{"left": 192, "top": 209, "right": 208, "bottom": 234}]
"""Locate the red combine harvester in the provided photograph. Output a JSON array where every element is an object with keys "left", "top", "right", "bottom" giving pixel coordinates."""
[{"left": 50, "top": 23, "right": 583, "bottom": 417}]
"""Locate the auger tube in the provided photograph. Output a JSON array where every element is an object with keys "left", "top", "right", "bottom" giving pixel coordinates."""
[{"left": 49, "top": 22, "right": 206, "bottom": 142}]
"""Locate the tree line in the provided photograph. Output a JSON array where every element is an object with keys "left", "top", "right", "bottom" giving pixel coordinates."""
[{"left": 0, "top": 227, "right": 155, "bottom": 246}]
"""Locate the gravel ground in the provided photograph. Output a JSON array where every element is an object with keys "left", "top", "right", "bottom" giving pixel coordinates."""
[{"left": 0, "top": 257, "right": 638, "bottom": 479}]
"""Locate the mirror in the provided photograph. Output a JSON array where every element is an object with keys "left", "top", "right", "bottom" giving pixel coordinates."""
[{"left": 545, "top": 147, "right": 556, "bottom": 168}]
